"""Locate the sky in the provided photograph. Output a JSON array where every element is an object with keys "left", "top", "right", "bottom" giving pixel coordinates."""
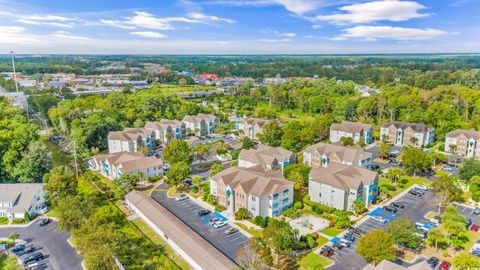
[{"left": 0, "top": 0, "right": 479, "bottom": 54}]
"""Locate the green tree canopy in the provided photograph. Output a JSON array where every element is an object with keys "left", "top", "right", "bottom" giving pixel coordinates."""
[
  {"left": 400, "top": 147, "right": 431, "bottom": 175},
  {"left": 163, "top": 139, "right": 193, "bottom": 164},
  {"left": 386, "top": 218, "right": 422, "bottom": 248},
  {"left": 357, "top": 229, "right": 396, "bottom": 266},
  {"left": 165, "top": 161, "right": 192, "bottom": 186},
  {"left": 257, "top": 121, "right": 284, "bottom": 147}
]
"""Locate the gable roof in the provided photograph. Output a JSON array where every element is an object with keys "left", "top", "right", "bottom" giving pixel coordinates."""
[
  {"left": 211, "top": 166, "right": 291, "bottom": 197},
  {"left": 107, "top": 128, "right": 152, "bottom": 141},
  {"left": 0, "top": 184, "right": 44, "bottom": 213},
  {"left": 145, "top": 119, "right": 184, "bottom": 131},
  {"left": 309, "top": 163, "right": 378, "bottom": 190},
  {"left": 304, "top": 142, "right": 372, "bottom": 164},
  {"left": 239, "top": 145, "right": 293, "bottom": 167},
  {"left": 446, "top": 129, "right": 480, "bottom": 140},
  {"left": 331, "top": 121, "right": 373, "bottom": 133},
  {"left": 183, "top": 113, "right": 218, "bottom": 124},
  {"left": 243, "top": 118, "right": 282, "bottom": 128},
  {"left": 381, "top": 121, "right": 434, "bottom": 133},
  {"left": 119, "top": 156, "right": 163, "bottom": 172}
]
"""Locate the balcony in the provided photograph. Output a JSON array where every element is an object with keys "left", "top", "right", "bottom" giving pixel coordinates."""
[
  {"left": 368, "top": 195, "right": 377, "bottom": 201},
  {"left": 272, "top": 202, "right": 279, "bottom": 208},
  {"left": 272, "top": 193, "right": 279, "bottom": 199}
]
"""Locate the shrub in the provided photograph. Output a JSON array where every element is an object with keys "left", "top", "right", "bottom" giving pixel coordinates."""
[
  {"left": 472, "top": 192, "right": 480, "bottom": 202},
  {"left": 294, "top": 201, "right": 303, "bottom": 210},
  {"left": 214, "top": 204, "right": 226, "bottom": 212},
  {"left": 254, "top": 215, "right": 264, "bottom": 226},
  {"left": 306, "top": 235, "right": 316, "bottom": 249},
  {"left": 310, "top": 232, "right": 319, "bottom": 240},
  {"left": 234, "top": 208, "right": 250, "bottom": 220},
  {"left": 0, "top": 216, "right": 8, "bottom": 224},
  {"left": 282, "top": 207, "right": 297, "bottom": 218},
  {"left": 11, "top": 218, "right": 24, "bottom": 224},
  {"left": 191, "top": 186, "right": 199, "bottom": 193},
  {"left": 470, "top": 184, "right": 480, "bottom": 193},
  {"left": 399, "top": 178, "right": 409, "bottom": 185}
]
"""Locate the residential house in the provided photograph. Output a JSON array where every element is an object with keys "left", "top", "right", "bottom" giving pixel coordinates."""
[
  {"left": 308, "top": 163, "right": 379, "bottom": 211},
  {"left": 182, "top": 113, "right": 220, "bottom": 136},
  {"left": 330, "top": 121, "right": 374, "bottom": 144},
  {"left": 210, "top": 166, "right": 293, "bottom": 217},
  {"left": 145, "top": 119, "right": 186, "bottom": 143},
  {"left": 0, "top": 184, "right": 47, "bottom": 220},
  {"left": 445, "top": 129, "right": 480, "bottom": 158},
  {"left": 238, "top": 144, "right": 295, "bottom": 171},
  {"left": 363, "top": 260, "right": 430, "bottom": 270},
  {"left": 238, "top": 118, "right": 282, "bottom": 140},
  {"left": 107, "top": 128, "right": 156, "bottom": 154},
  {"left": 88, "top": 151, "right": 164, "bottom": 180},
  {"left": 303, "top": 142, "right": 373, "bottom": 169},
  {"left": 380, "top": 121, "right": 435, "bottom": 147}
]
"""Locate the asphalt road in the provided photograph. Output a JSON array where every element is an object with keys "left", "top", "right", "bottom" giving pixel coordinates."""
[
  {"left": 151, "top": 184, "right": 249, "bottom": 264},
  {"left": 0, "top": 219, "right": 83, "bottom": 270},
  {"left": 328, "top": 189, "right": 439, "bottom": 270}
]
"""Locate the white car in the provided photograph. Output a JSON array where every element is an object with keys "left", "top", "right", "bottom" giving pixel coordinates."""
[
  {"left": 213, "top": 221, "right": 226, "bottom": 228},
  {"left": 416, "top": 185, "right": 429, "bottom": 191},
  {"left": 371, "top": 216, "right": 387, "bottom": 223},
  {"left": 175, "top": 194, "right": 188, "bottom": 202}
]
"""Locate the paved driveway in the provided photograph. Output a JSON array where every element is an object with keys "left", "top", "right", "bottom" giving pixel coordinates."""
[
  {"left": 455, "top": 203, "right": 480, "bottom": 225},
  {"left": 0, "top": 219, "right": 83, "bottom": 270},
  {"left": 151, "top": 185, "right": 249, "bottom": 264},
  {"left": 328, "top": 190, "right": 439, "bottom": 270}
]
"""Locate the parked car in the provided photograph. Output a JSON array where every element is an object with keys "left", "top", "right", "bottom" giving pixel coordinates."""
[
  {"left": 427, "top": 257, "right": 439, "bottom": 268},
  {"left": 175, "top": 194, "right": 188, "bottom": 202},
  {"left": 163, "top": 163, "right": 171, "bottom": 170},
  {"left": 470, "top": 224, "right": 480, "bottom": 232},
  {"left": 197, "top": 209, "right": 211, "bottom": 217},
  {"left": 391, "top": 202, "right": 405, "bottom": 209},
  {"left": 371, "top": 215, "right": 387, "bottom": 223},
  {"left": 439, "top": 261, "right": 450, "bottom": 270},
  {"left": 371, "top": 164, "right": 381, "bottom": 170},
  {"left": 416, "top": 185, "right": 429, "bottom": 191},
  {"left": 412, "top": 188, "right": 425, "bottom": 195},
  {"left": 471, "top": 248, "right": 480, "bottom": 256},
  {"left": 12, "top": 244, "right": 25, "bottom": 253},
  {"left": 213, "top": 221, "right": 226, "bottom": 228},
  {"left": 225, "top": 228, "right": 238, "bottom": 235},
  {"left": 320, "top": 246, "right": 334, "bottom": 257},
  {"left": 39, "top": 218, "right": 51, "bottom": 227},
  {"left": 338, "top": 239, "right": 351, "bottom": 248},
  {"left": 474, "top": 208, "right": 480, "bottom": 215},
  {"left": 209, "top": 218, "right": 221, "bottom": 225},
  {"left": 344, "top": 234, "right": 356, "bottom": 242},
  {"left": 441, "top": 166, "right": 454, "bottom": 172},
  {"left": 332, "top": 242, "right": 344, "bottom": 250},
  {"left": 25, "top": 246, "right": 36, "bottom": 254},
  {"left": 23, "top": 252, "right": 44, "bottom": 265},
  {"left": 348, "top": 227, "right": 365, "bottom": 236},
  {"left": 383, "top": 206, "right": 397, "bottom": 213},
  {"left": 408, "top": 189, "right": 422, "bottom": 197}
]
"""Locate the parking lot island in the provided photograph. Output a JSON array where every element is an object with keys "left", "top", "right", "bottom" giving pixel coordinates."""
[{"left": 125, "top": 191, "right": 237, "bottom": 270}]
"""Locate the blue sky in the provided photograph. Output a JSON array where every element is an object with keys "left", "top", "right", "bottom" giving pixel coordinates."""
[{"left": 0, "top": 0, "right": 479, "bottom": 54}]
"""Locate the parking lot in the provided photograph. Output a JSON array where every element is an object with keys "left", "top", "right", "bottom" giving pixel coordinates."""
[
  {"left": 0, "top": 219, "right": 83, "bottom": 270},
  {"left": 327, "top": 188, "right": 439, "bottom": 270},
  {"left": 151, "top": 184, "right": 249, "bottom": 264}
]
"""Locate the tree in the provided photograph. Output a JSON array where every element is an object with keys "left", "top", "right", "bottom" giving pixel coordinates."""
[
  {"left": 452, "top": 252, "right": 480, "bottom": 269},
  {"left": 162, "top": 139, "right": 193, "bottom": 164},
  {"left": 333, "top": 211, "right": 352, "bottom": 229},
  {"left": 1, "top": 254, "right": 23, "bottom": 270},
  {"left": 385, "top": 168, "right": 405, "bottom": 183},
  {"left": 235, "top": 208, "right": 250, "bottom": 220},
  {"left": 165, "top": 162, "right": 192, "bottom": 186},
  {"left": 242, "top": 137, "right": 254, "bottom": 150},
  {"left": 210, "top": 163, "right": 225, "bottom": 177},
  {"left": 377, "top": 143, "right": 392, "bottom": 159},
  {"left": 409, "top": 136, "right": 418, "bottom": 146},
  {"left": 426, "top": 227, "right": 447, "bottom": 250},
  {"left": 357, "top": 229, "right": 396, "bottom": 266},
  {"left": 45, "top": 167, "right": 78, "bottom": 206},
  {"left": 257, "top": 121, "right": 284, "bottom": 147},
  {"left": 440, "top": 206, "right": 468, "bottom": 248},
  {"left": 193, "top": 144, "right": 209, "bottom": 162},
  {"left": 8, "top": 233, "right": 19, "bottom": 240},
  {"left": 400, "top": 147, "right": 431, "bottom": 176},
  {"left": 260, "top": 219, "right": 296, "bottom": 263},
  {"left": 353, "top": 200, "right": 367, "bottom": 215},
  {"left": 12, "top": 141, "right": 53, "bottom": 183},
  {"left": 340, "top": 136, "right": 354, "bottom": 146},
  {"left": 431, "top": 176, "right": 464, "bottom": 212},
  {"left": 429, "top": 151, "right": 447, "bottom": 168},
  {"left": 386, "top": 218, "right": 422, "bottom": 248},
  {"left": 284, "top": 164, "right": 311, "bottom": 190},
  {"left": 459, "top": 159, "right": 480, "bottom": 183},
  {"left": 192, "top": 175, "right": 202, "bottom": 187}
]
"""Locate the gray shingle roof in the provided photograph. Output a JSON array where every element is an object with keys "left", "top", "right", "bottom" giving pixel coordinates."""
[
  {"left": 0, "top": 184, "right": 44, "bottom": 213},
  {"left": 309, "top": 163, "right": 378, "bottom": 190}
]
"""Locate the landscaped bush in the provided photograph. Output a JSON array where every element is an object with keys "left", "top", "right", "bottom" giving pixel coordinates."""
[
  {"left": 214, "top": 204, "right": 226, "bottom": 212},
  {"left": 472, "top": 192, "right": 480, "bottom": 202},
  {"left": 11, "top": 218, "right": 24, "bottom": 224},
  {"left": 231, "top": 150, "right": 240, "bottom": 160},
  {"left": 306, "top": 235, "right": 316, "bottom": 249},
  {"left": 0, "top": 217, "right": 8, "bottom": 225},
  {"left": 253, "top": 215, "right": 270, "bottom": 228},
  {"left": 303, "top": 195, "right": 335, "bottom": 214},
  {"left": 294, "top": 201, "right": 303, "bottom": 210},
  {"left": 234, "top": 208, "right": 249, "bottom": 220},
  {"left": 191, "top": 186, "right": 199, "bottom": 193},
  {"left": 282, "top": 207, "right": 297, "bottom": 218}
]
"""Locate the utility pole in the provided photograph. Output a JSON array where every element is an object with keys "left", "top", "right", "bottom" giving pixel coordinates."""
[
  {"left": 10, "top": 51, "right": 19, "bottom": 93},
  {"left": 72, "top": 141, "right": 79, "bottom": 179}
]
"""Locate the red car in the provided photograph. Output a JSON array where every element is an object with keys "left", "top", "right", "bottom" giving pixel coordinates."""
[
  {"left": 470, "top": 224, "right": 479, "bottom": 232},
  {"left": 439, "top": 261, "right": 450, "bottom": 270}
]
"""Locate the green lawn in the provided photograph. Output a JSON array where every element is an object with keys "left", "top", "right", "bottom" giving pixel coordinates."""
[
  {"left": 298, "top": 252, "right": 333, "bottom": 270},
  {"left": 132, "top": 218, "right": 191, "bottom": 270},
  {"left": 0, "top": 254, "right": 21, "bottom": 270},
  {"left": 380, "top": 176, "right": 430, "bottom": 198},
  {"left": 320, "top": 227, "right": 342, "bottom": 237},
  {"left": 316, "top": 236, "right": 329, "bottom": 247},
  {"left": 234, "top": 222, "right": 262, "bottom": 237}
]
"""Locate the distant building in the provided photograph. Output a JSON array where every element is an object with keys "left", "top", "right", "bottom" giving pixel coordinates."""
[
  {"left": 238, "top": 118, "right": 282, "bottom": 140},
  {"left": 238, "top": 145, "right": 295, "bottom": 172},
  {"left": 264, "top": 74, "right": 288, "bottom": 85},
  {"left": 107, "top": 128, "right": 156, "bottom": 154},
  {"left": 48, "top": 81, "right": 67, "bottom": 88},
  {"left": 304, "top": 142, "right": 372, "bottom": 169},
  {"left": 0, "top": 184, "right": 47, "bottom": 219},
  {"left": 145, "top": 119, "right": 186, "bottom": 143},
  {"left": 210, "top": 166, "right": 293, "bottom": 217},
  {"left": 18, "top": 80, "right": 37, "bottom": 88},
  {"left": 308, "top": 163, "right": 379, "bottom": 211},
  {"left": 182, "top": 113, "right": 220, "bottom": 136},
  {"left": 445, "top": 129, "right": 480, "bottom": 158},
  {"left": 380, "top": 121, "right": 435, "bottom": 147},
  {"left": 330, "top": 121, "right": 373, "bottom": 144},
  {"left": 88, "top": 151, "right": 164, "bottom": 180},
  {"left": 200, "top": 74, "right": 218, "bottom": 81}
]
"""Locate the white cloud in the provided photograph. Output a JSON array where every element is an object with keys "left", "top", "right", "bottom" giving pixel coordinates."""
[
  {"left": 334, "top": 25, "right": 447, "bottom": 40},
  {"left": 101, "top": 10, "right": 234, "bottom": 30},
  {"left": 278, "top": 32, "right": 296, "bottom": 37},
  {"left": 204, "top": 0, "right": 323, "bottom": 15},
  {"left": 258, "top": 38, "right": 291, "bottom": 43},
  {"left": 17, "top": 14, "right": 77, "bottom": 28},
  {"left": 50, "top": 31, "right": 89, "bottom": 40},
  {"left": 305, "top": 35, "right": 315, "bottom": 38},
  {"left": 316, "top": 0, "right": 430, "bottom": 24},
  {"left": 0, "top": 26, "right": 37, "bottom": 44},
  {"left": 130, "top": 31, "right": 167, "bottom": 39},
  {"left": 312, "top": 24, "right": 322, "bottom": 29}
]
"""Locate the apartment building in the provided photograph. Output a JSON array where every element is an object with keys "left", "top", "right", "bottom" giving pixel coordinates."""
[
  {"left": 308, "top": 163, "right": 379, "bottom": 211},
  {"left": 0, "top": 184, "right": 47, "bottom": 220},
  {"left": 445, "top": 129, "right": 480, "bottom": 158},
  {"left": 182, "top": 113, "right": 220, "bottom": 136},
  {"left": 238, "top": 144, "right": 295, "bottom": 171},
  {"left": 210, "top": 166, "right": 293, "bottom": 217},
  {"left": 88, "top": 151, "right": 164, "bottom": 180},
  {"left": 145, "top": 119, "right": 186, "bottom": 143},
  {"left": 329, "top": 121, "right": 373, "bottom": 144},
  {"left": 303, "top": 142, "right": 372, "bottom": 169},
  {"left": 107, "top": 128, "right": 156, "bottom": 154},
  {"left": 380, "top": 121, "right": 435, "bottom": 147},
  {"left": 238, "top": 118, "right": 282, "bottom": 140}
]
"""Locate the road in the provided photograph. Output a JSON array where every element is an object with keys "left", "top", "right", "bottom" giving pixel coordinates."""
[{"left": 0, "top": 219, "right": 83, "bottom": 270}]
